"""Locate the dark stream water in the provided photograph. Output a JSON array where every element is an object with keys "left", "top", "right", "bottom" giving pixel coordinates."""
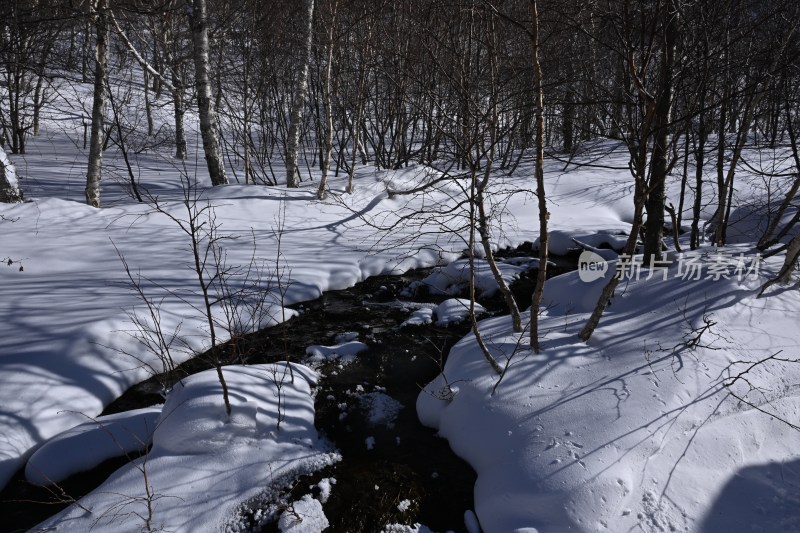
[{"left": 0, "top": 248, "right": 579, "bottom": 533}]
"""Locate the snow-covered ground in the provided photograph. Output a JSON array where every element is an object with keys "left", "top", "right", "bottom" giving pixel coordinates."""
[
  {"left": 2, "top": 81, "right": 799, "bottom": 531},
  {"left": 34, "top": 363, "right": 340, "bottom": 532},
  {"left": 419, "top": 248, "right": 800, "bottom": 532}
]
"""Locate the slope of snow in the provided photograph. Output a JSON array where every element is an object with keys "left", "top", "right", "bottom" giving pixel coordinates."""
[
  {"left": 0, "top": 132, "right": 635, "bottom": 491},
  {"left": 35, "top": 363, "right": 340, "bottom": 532},
  {"left": 418, "top": 248, "right": 800, "bottom": 532},
  {"left": 25, "top": 406, "right": 161, "bottom": 486},
  {"left": 3, "top": 91, "right": 798, "bottom": 532}
]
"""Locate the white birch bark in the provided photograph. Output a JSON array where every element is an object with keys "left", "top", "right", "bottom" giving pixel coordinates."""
[
  {"left": 173, "top": 69, "right": 187, "bottom": 160},
  {"left": 0, "top": 146, "right": 22, "bottom": 203},
  {"left": 84, "top": 0, "right": 109, "bottom": 208},
  {"left": 317, "top": 0, "right": 338, "bottom": 200},
  {"left": 109, "top": 10, "right": 176, "bottom": 93},
  {"left": 286, "top": 0, "right": 315, "bottom": 188},
  {"left": 187, "top": 0, "right": 227, "bottom": 186},
  {"left": 529, "top": 0, "right": 549, "bottom": 352}
]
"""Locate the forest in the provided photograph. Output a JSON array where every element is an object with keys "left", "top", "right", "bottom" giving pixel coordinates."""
[{"left": 2, "top": 0, "right": 800, "bottom": 532}]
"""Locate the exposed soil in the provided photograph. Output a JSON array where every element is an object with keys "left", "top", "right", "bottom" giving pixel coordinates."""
[{"left": 0, "top": 246, "right": 580, "bottom": 533}]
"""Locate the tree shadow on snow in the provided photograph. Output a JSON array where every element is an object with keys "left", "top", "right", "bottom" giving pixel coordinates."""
[{"left": 699, "top": 458, "right": 800, "bottom": 532}]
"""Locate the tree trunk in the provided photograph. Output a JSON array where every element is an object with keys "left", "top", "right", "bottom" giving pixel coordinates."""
[
  {"left": 286, "top": 0, "right": 315, "bottom": 188},
  {"left": 346, "top": 72, "right": 367, "bottom": 193},
  {"left": 317, "top": 0, "right": 338, "bottom": 200},
  {"left": 0, "top": 146, "right": 22, "bottom": 203},
  {"left": 579, "top": 184, "right": 647, "bottom": 342},
  {"left": 643, "top": 0, "right": 678, "bottom": 264},
  {"left": 85, "top": 0, "right": 109, "bottom": 208},
  {"left": 143, "top": 69, "right": 154, "bottom": 137},
  {"left": 690, "top": 106, "right": 706, "bottom": 250},
  {"left": 529, "top": 0, "right": 549, "bottom": 353},
  {"left": 32, "top": 42, "right": 54, "bottom": 138},
  {"left": 187, "top": 0, "right": 227, "bottom": 186},
  {"left": 759, "top": 104, "right": 800, "bottom": 250},
  {"left": 758, "top": 235, "right": 800, "bottom": 297}
]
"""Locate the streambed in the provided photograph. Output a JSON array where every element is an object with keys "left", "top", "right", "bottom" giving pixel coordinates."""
[{"left": 0, "top": 248, "right": 579, "bottom": 532}]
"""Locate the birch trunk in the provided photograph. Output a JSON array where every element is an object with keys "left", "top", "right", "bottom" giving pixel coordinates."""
[
  {"left": 0, "top": 146, "right": 22, "bottom": 203},
  {"left": 346, "top": 23, "right": 371, "bottom": 193},
  {"left": 286, "top": 0, "right": 315, "bottom": 188},
  {"left": 143, "top": 70, "right": 154, "bottom": 137},
  {"left": 85, "top": 0, "right": 109, "bottom": 208},
  {"left": 187, "top": 0, "right": 227, "bottom": 186},
  {"left": 173, "top": 71, "right": 187, "bottom": 160},
  {"left": 317, "top": 0, "right": 338, "bottom": 200},
  {"left": 529, "top": 0, "right": 549, "bottom": 352}
]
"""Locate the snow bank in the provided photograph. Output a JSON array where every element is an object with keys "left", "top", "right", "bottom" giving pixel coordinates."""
[
  {"left": 402, "top": 307, "right": 434, "bottom": 327},
  {"left": 25, "top": 406, "right": 160, "bottom": 486},
  {"left": 278, "top": 494, "right": 329, "bottom": 532},
  {"left": 434, "top": 298, "right": 486, "bottom": 326},
  {"left": 305, "top": 341, "right": 369, "bottom": 364},
  {"left": 0, "top": 135, "right": 634, "bottom": 491},
  {"left": 419, "top": 250, "right": 800, "bottom": 532},
  {"left": 405, "top": 258, "right": 537, "bottom": 298},
  {"left": 535, "top": 230, "right": 627, "bottom": 255},
  {"left": 34, "top": 363, "right": 339, "bottom": 532}
]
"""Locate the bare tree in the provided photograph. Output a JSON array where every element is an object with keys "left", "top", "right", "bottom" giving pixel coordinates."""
[
  {"left": 0, "top": 145, "right": 22, "bottom": 202},
  {"left": 85, "top": 0, "right": 110, "bottom": 208},
  {"left": 529, "top": 0, "right": 548, "bottom": 353},
  {"left": 187, "top": 0, "right": 227, "bottom": 186},
  {"left": 316, "top": 0, "right": 339, "bottom": 200},
  {"left": 286, "top": 0, "right": 315, "bottom": 188},
  {"left": 579, "top": 0, "right": 680, "bottom": 342}
]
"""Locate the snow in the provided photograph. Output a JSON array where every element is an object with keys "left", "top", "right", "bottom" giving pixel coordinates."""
[
  {"left": 402, "top": 307, "right": 434, "bottom": 327},
  {"left": 382, "top": 523, "right": 444, "bottom": 533},
  {"left": 463, "top": 510, "right": 481, "bottom": 533},
  {"left": 536, "top": 229, "right": 628, "bottom": 255},
  {"left": 418, "top": 251, "right": 800, "bottom": 532},
  {"left": 315, "top": 477, "right": 336, "bottom": 503},
  {"left": 2, "top": 91, "right": 799, "bottom": 532},
  {"left": 0, "top": 126, "right": 634, "bottom": 495},
  {"left": 25, "top": 406, "right": 161, "bottom": 486},
  {"left": 434, "top": 298, "right": 486, "bottom": 326},
  {"left": 404, "top": 258, "right": 537, "bottom": 298},
  {"left": 35, "top": 363, "right": 340, "bottom": 532},
  {"left": 360, "top": 391, "right": 404, "bottom": 428},
  {"left": 278, "top": 494, "right": 329, "bottom": 533},
  {"left": 334, "top": 331, "right": 359, "bottom": 343},
  {"left": 305, "top": 340, "right": 369, "bottom": 364}
]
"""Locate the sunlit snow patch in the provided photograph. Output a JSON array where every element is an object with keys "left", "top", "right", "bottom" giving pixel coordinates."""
[
  {"left": 402, "top": 307, "right": 434, "bottom": 327},
  {"left": 34, "top": 363, "right": 340, "bottom": 533},
  {"left": 359, "top": 391, "right": 403, "bottom": 428},
  {"left": 434, "top": 298, "right": 485, "bottom": 326},
  {"left": 305, "top": 341, "right": 369, "bottom": 364},
  {"left": 382, "top": 523, "right": 443, "bottom": 533},
  {"left": 404, "top": 258, "right": 537, "bottom": 299},
  {"left": 278, "top": 493, "right": 329, "bottom": 533}
]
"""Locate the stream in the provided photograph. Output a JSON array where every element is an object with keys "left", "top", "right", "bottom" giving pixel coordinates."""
[{"left": 0, "top": 247, "right": 579, "bottom": 533}]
